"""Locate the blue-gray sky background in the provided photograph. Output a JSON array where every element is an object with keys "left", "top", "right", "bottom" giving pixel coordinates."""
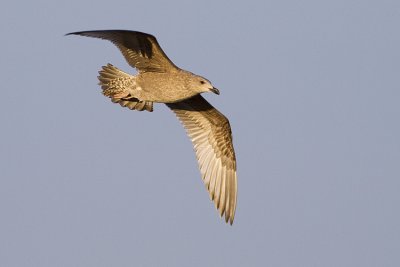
[{"left": 1, "top": 0, "right": 399, "bottom": 266}]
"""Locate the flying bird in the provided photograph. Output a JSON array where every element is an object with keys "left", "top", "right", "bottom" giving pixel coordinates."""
[{"left": 67, "top": 30, "right": 237, "bottom": 224}]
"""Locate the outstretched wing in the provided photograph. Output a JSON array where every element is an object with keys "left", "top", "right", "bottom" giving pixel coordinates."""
[
  {"left": 167, "top": 95, "right": 237, "bottom": 224},
  {"left": 67, "top": 30, "right": 178, "bottom": 72}
]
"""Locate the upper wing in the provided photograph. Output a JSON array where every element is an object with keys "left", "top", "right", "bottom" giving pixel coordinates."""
[
  {"left": 167, "top": 95, "right": 237, "bottom": 224},
  {"left": 67, "top": 30, "right": 178, "bottom": 72}
]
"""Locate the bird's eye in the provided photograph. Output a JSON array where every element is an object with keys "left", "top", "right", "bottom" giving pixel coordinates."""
[{"left": 200, "top": 81, "right": 205, "bottom": 84}]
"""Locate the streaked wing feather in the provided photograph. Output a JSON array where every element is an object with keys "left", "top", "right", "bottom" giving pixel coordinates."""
[{"left": 167, "top": 95, "right": 237, "bottom": 224}]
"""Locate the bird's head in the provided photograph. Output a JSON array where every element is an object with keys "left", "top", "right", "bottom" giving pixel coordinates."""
[{"left": 189, "top": 75, "right": 220, "bottom": 95}]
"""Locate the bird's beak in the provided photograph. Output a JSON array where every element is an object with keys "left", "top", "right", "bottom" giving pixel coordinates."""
[{"left": 210, "top": 87, "right": 220, "bottom": 95}]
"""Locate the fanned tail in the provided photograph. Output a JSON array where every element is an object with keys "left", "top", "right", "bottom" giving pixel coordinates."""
[{"left": 98, "top": 64, "right": 153, "bottom": 112}]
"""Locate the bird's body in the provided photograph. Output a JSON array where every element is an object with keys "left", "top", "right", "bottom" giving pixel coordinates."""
[
  {"left": 67, "top": 30, "right": 237, "bottom": 224},
  {"left": 140, "top": 70, "right": 213, "bottom": 103},
  {"left": 103, "top": 67, "right": 207, "bottom": 103}
]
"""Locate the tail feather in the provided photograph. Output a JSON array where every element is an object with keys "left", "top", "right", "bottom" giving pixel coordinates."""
[{"left": 98, "top": 64, "right": 153, "bottom": 112}]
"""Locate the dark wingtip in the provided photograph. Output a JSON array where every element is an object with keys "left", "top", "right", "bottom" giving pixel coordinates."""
[{"left": 65, "top": 31, "right": 82, "bottom": 36}]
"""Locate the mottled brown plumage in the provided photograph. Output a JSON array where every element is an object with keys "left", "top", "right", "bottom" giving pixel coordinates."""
[{"left": 67, "top": 30, "right": 237, "bottom": 224}]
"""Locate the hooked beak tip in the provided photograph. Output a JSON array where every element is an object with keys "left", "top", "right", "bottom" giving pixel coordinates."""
[{"left": 210, "top": 87, "right": 220, "bottom": 95}]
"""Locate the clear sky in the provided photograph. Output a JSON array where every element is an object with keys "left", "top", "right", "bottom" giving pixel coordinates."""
[{"left": 1, "top": 0, "right": 399, "bottom": 266}]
